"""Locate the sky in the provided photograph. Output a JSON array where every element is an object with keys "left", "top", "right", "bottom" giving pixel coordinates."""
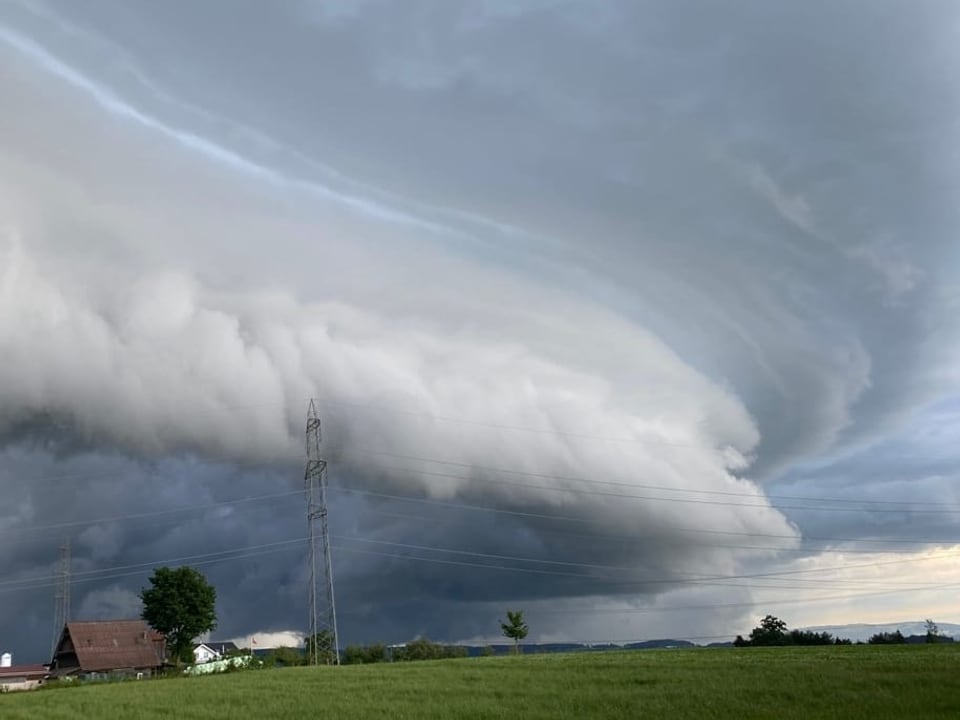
[{"left": 1, "top": 0, "right": 959, "bottom": 662}]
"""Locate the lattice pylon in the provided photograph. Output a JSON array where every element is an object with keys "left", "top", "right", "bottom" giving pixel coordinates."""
[{"left": 304, "top": 399, "right": 340, "bottom": 665}]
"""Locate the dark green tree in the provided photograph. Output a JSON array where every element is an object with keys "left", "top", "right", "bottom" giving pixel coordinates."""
[
  {"left": 364, "top": 644, "right": 387, "bottom": 663},
  {"left": 341, "top": 643, "right": 389, "bottom": 665},
  {"left": 788, "top": 630, "right": 834, "bottom": 646},
  {"left": 391, "top": 638, "right": 466, "bottom": 661},
  {"left": 343, "top": 645, "right": 367, "bottom": 665},
  {"left": 500, "top": 610, "right": 529, "bottom": 654},
  {"left": 403, "top": 637, "right": 443, "bottom": 661},
  {"left": 868, "top": 630, "right": 906, "bottom": 645},
  {"left": 925, "top": 619, "right": 941, "bottom": 644},
  {"left": 304, "top": 630, "right": 337, "bottom": 665},
  {"left": 748, "top": 615, "right": 789, "bottom": 646},
  {"left": 264, "top": 646, "right": 305, "bottom": 667},
  {"left": 139, "top": 566, "right": 217, "bottom": 666}
]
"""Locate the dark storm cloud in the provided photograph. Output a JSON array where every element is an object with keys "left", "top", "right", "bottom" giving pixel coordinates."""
[
  {"left": 1, "top": 0, "right": 959, "bottom": 660},
  {"left": 770, "top": 398, "right": 960, "bottom": 548}
]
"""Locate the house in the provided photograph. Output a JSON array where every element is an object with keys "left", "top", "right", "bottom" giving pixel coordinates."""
[
  {"left": 0, "top": 658, "right": 49, "bottom": 693},
  {"left": 193, "top": 641, "right": 239, "bottom": 665},
  {"left": 50, "top": 620, "right": 166, "bottom": 680}
]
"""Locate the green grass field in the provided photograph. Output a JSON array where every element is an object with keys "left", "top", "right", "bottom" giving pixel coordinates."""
[{"left": 3, "top": 645, "right": 959, "bottom": 719}]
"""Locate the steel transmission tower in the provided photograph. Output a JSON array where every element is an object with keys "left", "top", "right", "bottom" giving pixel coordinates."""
[
  {"left": 51, "top": 539, "right": 71, "bottom": 657},
  {"left": 304, "top": 399, "right": 340, "bottom": 665}
]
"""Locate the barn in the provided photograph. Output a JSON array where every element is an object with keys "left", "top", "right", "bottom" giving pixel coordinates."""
[{"left": 50, "top": 620, "right": 166, "bottom": 680}]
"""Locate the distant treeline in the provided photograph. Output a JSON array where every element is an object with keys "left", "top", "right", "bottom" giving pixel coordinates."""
[
  {"left": 735, "top": 628, "right": 849, "bottom": 647},
  {"left": 865, "top": 631, "right": 954, "bottom": 645},
  {"left": 345, "top": 638, "right": 469, "bottom": 664},
  {"left": 260, "top": 638, "right": 471, "bottom": 667},
  {"left": 734, "top": 616, "right": 954, "bottom": 647},
  {"left": 256, "top": 618, "right": 954, "bottom": 667}
]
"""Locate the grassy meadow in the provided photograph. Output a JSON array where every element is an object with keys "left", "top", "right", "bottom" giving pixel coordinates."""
[{"left": 2, "top": 645, "right": 959, "bottom": 719}]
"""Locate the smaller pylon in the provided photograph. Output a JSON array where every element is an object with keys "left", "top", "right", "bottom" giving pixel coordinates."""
[{"left": 51, "top": 539, "right": 71, "bottom": 657}]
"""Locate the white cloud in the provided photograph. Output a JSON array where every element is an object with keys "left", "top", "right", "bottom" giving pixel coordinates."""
[
  {"left": 848, "top": 238, "right": 925, "bottom": 303},
  {"left": 0, "top": 232, "right": 788, "bottom": 545},
  {"left": 746, "top": 164, "right": 816, "bottom": 235},
  {"left": 230, "top": 630, "right": 304, "bottom": 649}
]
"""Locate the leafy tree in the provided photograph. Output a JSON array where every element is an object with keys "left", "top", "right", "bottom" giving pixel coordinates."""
[
  {"left": 500, "top": 610, "right": 529, "bottom": 654},
  {"left": 748, "top": 615, "right": 788, "bottom": 646},
  {"left": 868, "top": 631, "right": 906, "bottom": 645},
  {"left": 343, "top": 645, "right": 367, "bottom": 665},
  {"left": 442, "top": 644, "right": 469, "bottom": 659},
  {"left": 925, "top": 619, "right": 941, "bottom": 644},
  {"left": 140, "top": 566, "right": 217, "bottom": 666},
  {"left": 736, "top": 621, "right": 843, "bottom": 647},
  {"left": 404, "top": 637, "right": 443, "bottom": 661},
  {"left": 264, "top": 646, "right": 304, "bottom": 667},
  {"left": 364, "top": 644, "right": 387, "bottom": 664},
  {"left": 342, "top": 643, "right": 388, "bottom": 665},
  {"left": 390, "top": 638, "right": 465, "bottom": 662},
  {"left": 788, "top": 630, "right": 835, "bottom": 646},
  {"left": 304, "top": 630, "right": 337, "bottom": 665}
]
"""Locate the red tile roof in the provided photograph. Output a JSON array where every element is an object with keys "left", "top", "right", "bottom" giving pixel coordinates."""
[
  {"left": 59, "top": 620, "right": 164, "bottom": 672},
  {"left": 0, "top": 664, "right": 48, "bottom": 679}
]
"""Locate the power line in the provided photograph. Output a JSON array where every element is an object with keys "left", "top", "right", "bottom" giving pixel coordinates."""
[
  {"left": 5, "top": 524, "right": 954, "bottom": 597},
  {"left": 8, "top": 437, "right": 960, "bottom": 532},
  {"left": 332, "top": 545, "right": 960, "bottom": 601},
  {"left": 14, "top": 456, "right": 243, "bottom": 487},
  {"left": 0, "top": 489, "right": 304, "bottom": 537},
  {"left": 332, "top": 535, "right": 960, "bottom": 588},
  {"left": 0, "top": 495, "right": 306, "bottom": 555},
  {"left": 4, "top": 470, "right": 952, "bottom": 558},
  {"left": 340, "top": 491, "right": 960, "bottom": 546},
  {"left": 340, "top": 461, "right": 960, "bottom": 515},
  {"left": 329, "top": 534, "right": 960, "bottom": 586},
  {"left": 354, "top": 506, "right": 953, "bottom": 555},
  {"left": 15, "top": 440, "right": 956, "bottom": 514},
  {"left": 3, "top": 474, "right": 956, "bottom": 556},
  {"left": 346, "top": 449, "right": 958, "bottom": 509},
  {"left": 330, "top": 485, "right": 960, "bottom": 543},
  {"left": 8, "top": 393, "right": 958, "bottom": 514},
  {"left": 0, "top": 538, "right": 309, "bottom": 594}
]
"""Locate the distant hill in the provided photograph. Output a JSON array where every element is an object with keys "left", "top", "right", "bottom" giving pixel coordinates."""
[
  {"left": 251, "top": 641, "right": 706, "bottom": 659},
  {"left": 801, "top": 622, "right": 960, "bottom": 643},
  {"left": 624, "top": 639, "right": 697, "bottom": 650},
  {"left": 459, "top": 641, "right": 695, "bottom": 656},
  {"left": 252, "top": 624, "right": 959, "bottom": 660}
]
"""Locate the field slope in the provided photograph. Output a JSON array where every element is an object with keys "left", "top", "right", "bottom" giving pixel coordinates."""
[{"left": 2, "top": 646, "right": 959, "bottom": 719}]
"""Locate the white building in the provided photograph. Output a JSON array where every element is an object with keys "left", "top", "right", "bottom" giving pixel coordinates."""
[
  {"left": 192, "top": 641, "right": 239, "bottom": 665},
  {"left": 0, "top": 653, "right": 49, "bottom": 693}
]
